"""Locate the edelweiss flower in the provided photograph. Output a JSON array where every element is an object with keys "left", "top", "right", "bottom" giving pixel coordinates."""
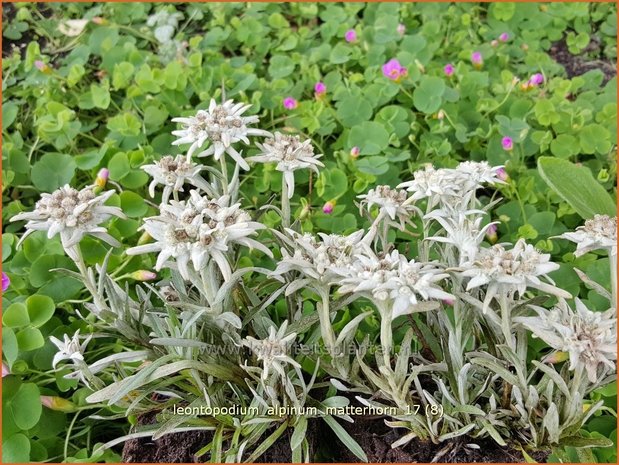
[
  {"left": 142, "top": 155, "right": 213, "bottom": 202},
  {"left": 10, "top": 185, "right": 125, "bottom": 251},
  {"left": 242, "top": 321, "right": 300, "bottom": 379},
  {"left": 248, "top": 133, "right": 324, "bottom": 198},
  {"left": 425, "top": 209, "right": 499, "bottom": 265},
  {"left": 273, "top": 229, "right": 369, "bottom": 284},
  {"left": 335, "top": 249, "right": 453, "bottom": 317},
  {"left": 127, "top": 191, "right": 271, "bottom": 280},
  {"left": 557, "top": 215, "right": 617, "bottom": 257},
  {"left": 398, "top": 162, "right": 505, "bottom": 211},
  {"left": 50, "top": 330, "right": 92, "bottom": 369},
  {"left": 398, "top": 165, "right": 458, "bottom": 208},
  {"left": 358, "top": 185, "right": 418, "bottom": 229},
  {"left": 461, "top": 239, "right": 571, "bottom": 313},
  {"left": 515, "top": 299, "right": 617, "bottom": 383},
  {"left": 171, "top": 99, "right": 271, "bottom": 168}
]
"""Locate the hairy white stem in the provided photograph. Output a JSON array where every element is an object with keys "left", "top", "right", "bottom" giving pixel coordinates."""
[{"left": 281, "top": 176, "right": 290, "bottom": 228}]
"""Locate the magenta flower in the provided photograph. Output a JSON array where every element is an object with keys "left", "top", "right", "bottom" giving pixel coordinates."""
[
  {"left": 34, "top": 60, "right": 51, "bottom": 74},
  {"left": 1, "top": 272, "right": 9, "bottom": 292},
  {"left": 444, "top": 63, "right": 455, "bottom": 77},
  {"left": 499, "top": 32, "right": 510, "bottom": 42},
  {"left": 382, "top": 58, "right": 408, "bottom": 82},
  {"left": 528, "top": 73, "right": 544, "bottom": 86},
  {"left": 471, "top": 51, "right": 483, "bottom": 68},
  {"left": 283, "top": 97, "right": 298, "bottom": 110},
  {"left": 350, "top": 146, "right": 360, "bottom": 158},
  {"left": 501, "top": 136, "right": 514, "bottom": 151},
  {"left": 344, "top": 29, "right": 357, "bottom": 43},
  {"left": 2, "top": 362, "right": 9, "bottom": 377},
  {"left": 323, "top": 201, "right": 335, "bottom": 214},
  {"left": 314, "top": 81, "right": 326, "bottom": 98},
  {"left": 397, "top": 23, "right": 406, "bottom": 36}
]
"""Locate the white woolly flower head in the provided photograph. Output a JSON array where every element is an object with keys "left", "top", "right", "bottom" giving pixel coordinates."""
[
  {"left": 10, "top": 185, "right": 126, "bottom": 252},
  {"left": 50, "top": 330, "right": 92, "bottom": 369},
  {"left": 142, "top": 155, "right": 214, "bottom": 202},
  {"left": 249, "top": 133, "right": 324, "bottom": 198},
  {"left": 398, "top": 162, "right": 505, "bottom": 211},
  {"left": 461, "top": 239, "right": 571, "bottom": 313},
  {"left": 515, "top": 299, "right": 617, "bottom": 383},
  {"left": 358, "top": 185, "right": 418, "bottom": 228},
  {"left": 557, "top": 214, "right": 617, "bottom": 257},
  {"left": 126, "top": 191, "right": 271, "bottom": 280},
  {"left": 425, "top": 209, "right": 499, "bottom": 265},
  {"left": 334, "top": 249, "right": 453, "bottom": 318},
  {"left": 273, "top": 229, "right": 369, "bottom": 283},
  {"left": 171, "top": 99, "right": 271, "bottom": 169},
  {"left": 242, "top": 321, "right": 300, "bottom": 380}
]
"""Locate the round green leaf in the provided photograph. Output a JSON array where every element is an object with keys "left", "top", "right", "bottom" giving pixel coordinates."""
[
  {"left": 31, "top": 153, "right": 76, "bottom": 192},
  {"left": 2, "top": 303, "right": 30, "bottom": 328},
  {"left": 120, "top": 191, "right": 148, "bottom": 218},
  {"left": 26, "top": 295, "right": 56, "bottom": 328},
  {"left": 16, "top": 327, "right": 45, "bottom": 352},
  {"left": 2, "top": 433, "right": 31, "bottom": 463},
  {"left": 413, "top": 76, "right": 446, "bottom": 114},
  {"left": 348, "top": 122, "right": 390, "bottom": 155},
  {"left": 9, "top": 382, "right": 42, "bottom": 430}
]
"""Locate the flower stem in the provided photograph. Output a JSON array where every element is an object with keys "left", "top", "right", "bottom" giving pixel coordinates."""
[
  {"left": 377, "top": 301, "right": 393, "bottom": 368},
  {"left": 610, "top": 253, "right": 617, "bottom": 308},
  {"left": 499, "top": 292, "right": 515, "bottom": 350},
  {"left": 318, "top": 286, "right": 336, "bottom": 357},
  {"left": 281, "top": 176, "right": 291, "bottom": 228},
  {"left": 220, "top": 157, "right": 229, "bottom": 196}
]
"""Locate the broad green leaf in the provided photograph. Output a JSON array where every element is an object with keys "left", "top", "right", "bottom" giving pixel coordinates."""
[{"left": 538, "top": 157, "right": 615, "bottom": 219}]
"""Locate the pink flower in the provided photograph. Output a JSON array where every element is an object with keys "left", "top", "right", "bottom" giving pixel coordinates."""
[
  {"left": 443, "top": 63, "right": 455, "bottom": 77},
  {"left": 442, "top": 298, "right": 455, "bottom": 307},
  {"left": 95, "top": 168, "right": 109, "bottom": 188},
  {"left": 485, "top": 223, "right": 498, "bottom": 244},
  {"left": 344, "top": 29, "right": 357, "bottom": 43},
  {"left": 496, "top": 167, "right": 509, "bottom": 181},
  {"left": 382, "top": 58, "right": 408, "bottom": 82},
  {"left": 2, "top": 272, "right": 9, "bottom": 292},
  {"left": 2, "top": 362, "right": 9, "bottom": 378},
  {"left": 471, "top": 51, "right": 483, "bottom": 68},
  {"left": 314, "top": 81, "right": 326, "bottom": 98},
  {"left": 350, "top": 146, "right": 360, "bottom": 158},
  {"left": 528, "top": 73, "right": 544, "bottom": 86},
  {"left": 501, "top": 136, "right": 513, "bottom": 151},
  {"left": 283, "top": 97, "right": 298, "bottom": 110},
  {"left": 323, "top": 201, "right": 335, "bottom": 214},
  {"left": 41, "top": 396, "right": 77, "bottom": 412},
  {"left": 499, "top": 32, "right": 510, "bottom": 42},
  {"left": 397, "top": 23, "right": 406, "bottom": 36}
]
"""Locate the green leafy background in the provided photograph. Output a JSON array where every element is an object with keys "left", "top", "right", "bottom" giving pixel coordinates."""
[{"left": 2, "top": 2, "right": 617, "bottom": 462}]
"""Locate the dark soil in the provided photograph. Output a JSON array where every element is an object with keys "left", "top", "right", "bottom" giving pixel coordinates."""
[
  {"left": 121, "top": 411, "right": 323, "bottom": 463},
  {"left": 2, "top": 2, "right": 53, "bottom": 58},
  {"left": 549, "top": 36, "right": 616, "bottom": 84},
  {"left": 330, "top": 417, "right": 550, "bottom": 463}
]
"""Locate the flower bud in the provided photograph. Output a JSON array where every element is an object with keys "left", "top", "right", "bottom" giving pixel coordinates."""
[
  {"left": 130, "top": 270, "right": 157, "bottom": 281},
  {"left": 137, "top": 232, "right": 152, "bottom": 245},
  {"left": 91, "top": 17, "right": 107, "bottom": 25},
  {"left": 2, "top": 361, "right": 10, "bottom": 377},
  {"left": 95, "top": 168, "right": 109, "bottom": 188},
  {"left": 34, "top": 60, "right": 52, "bottom": 74},
  {"left": 499, "top": 32, "right": 510, "bottom": 42},
  {"left": 501, "top": 136, "right": 513, "bottom": 151},
  {"left": 397, "top": 23, "right": 406, "bottom": 36},
  {"left": 496, "top": 167, "right": 509, "bottom": 182},
  {"left": 350, "top": 146, "right": 360, "bottom": 159},
  {"left": 437, "top": 109, "right": 445, "bottom": 120},
  {"left": 471, "top": 51, "right": 483, "bottom": 69},
  {"left": 491, "top": 39, "right": 498, "bottom": 47},
  {"left": 322, "top": 201, "right": 335, "bottom": 214},
  {"left": 543, "top": 351, "right": 569, "bottom": 364},
  {"left": 2, "top": 272, "right": 10, "bottom": 292},
  {"left": 41, "top": 395, "right": 77, "bottom": 412},
  {"left": 485, "top": 223, "right": 498, "bottom": 244}
]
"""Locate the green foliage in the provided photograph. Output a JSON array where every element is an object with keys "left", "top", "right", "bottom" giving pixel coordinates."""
[{"left": 2, "top": 1, "right": 616, "bottom": 463}]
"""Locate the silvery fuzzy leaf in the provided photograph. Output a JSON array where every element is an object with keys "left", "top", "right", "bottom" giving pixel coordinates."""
[
  {"left": 391, "top": 431, "right": 418, "bottom": 449},
  {"left": 322, "top": 396, "right": 350, "bottom": 408},
  {"left": 457, "top": 363, "right": 472, "bottom": 404},
  {"left": 438, "top": 423, "right": 476, "bottom": 442},
  {"left": 479, "top": 418, "right": 507, "bottom": 446},
  {"left": 335, "top": 311, "right": 372, "bottom": 347},
  {"left": 542, "top": 402, "right": 560, "bottom": 444},
  {"left": 330, "top": 378, "right": 349, "bottom": 392},
  {"left": 525, "top": 385, "right": 539, "bottom": 410},
  {"left": 574, "top": 267, "right": 612, "bottom": 301},
  {"left": 531, "top": 361, "right": 570, "bottom": 398}
]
